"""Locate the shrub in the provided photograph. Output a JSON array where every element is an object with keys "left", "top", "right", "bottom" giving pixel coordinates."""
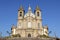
[
  {"left": 12, "top": 34, "right": 21, "bottom": 37},
  {"left": 37, "top": 35, "right": 49, "bottom": 38}
]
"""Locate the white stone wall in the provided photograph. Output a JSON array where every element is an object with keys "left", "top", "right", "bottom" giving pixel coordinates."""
[{"left": 11, "top": 6, "right": 48, "bottom": 37}]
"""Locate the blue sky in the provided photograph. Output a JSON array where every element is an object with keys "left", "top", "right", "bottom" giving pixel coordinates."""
[{"left": 0, "top": 0, "right": 60, "bottom": 38}]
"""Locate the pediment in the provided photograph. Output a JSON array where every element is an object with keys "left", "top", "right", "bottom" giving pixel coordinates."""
[{"left": 24, "top": 12, "right": 35, "bottom": 18}]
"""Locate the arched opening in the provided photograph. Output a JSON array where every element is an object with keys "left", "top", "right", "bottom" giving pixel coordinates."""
[
  {"left": 38, "top": 23, "right": 40, "bottom": 28},
  {"left": 37, "top": 12, "right": 39, "bottom": 16},
  {"left": 28, "top": 34, "right": 31, "bottom": 37},
  {"left": 20, "top": 12, "right": 22, "bottom": 16}
]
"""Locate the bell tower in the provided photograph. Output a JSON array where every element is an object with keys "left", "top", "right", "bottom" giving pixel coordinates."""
[
  {"left": 35, "top": 5, "right": 42, "bottom": 29},
  {"left": 17, "top": 6, "right": 25, "bottom": 28},
  {"left": 18, "top": 6, "right": 25, "bottom": 19},
  {"left": 35, "top": 6, "right": 41, "bottom": 19}
]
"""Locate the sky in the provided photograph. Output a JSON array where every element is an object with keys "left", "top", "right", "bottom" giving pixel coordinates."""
[{"left": 0, "top": 0, "right": 60, "bottom": 38}]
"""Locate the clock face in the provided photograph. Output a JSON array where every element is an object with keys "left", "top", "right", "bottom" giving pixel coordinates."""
[{"left": 28, "top": 22, "right": 31, "bottom": 28}]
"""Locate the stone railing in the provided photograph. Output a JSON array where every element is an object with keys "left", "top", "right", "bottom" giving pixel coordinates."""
[{"left": 0, "top": 37, "right": 58, "bottom": 40}]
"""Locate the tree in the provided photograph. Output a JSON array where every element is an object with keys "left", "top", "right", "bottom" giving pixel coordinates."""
[
  {"left": 6, "top": 31, "right": 11, "bottom": 36},
  {"left": 0, "top": 32, "right": 2, "bottom": 38}
]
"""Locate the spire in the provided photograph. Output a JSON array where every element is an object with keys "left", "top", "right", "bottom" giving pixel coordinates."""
[
  {"left": 18, "top": 5, "right": 24, "bottom": 11},
  {"left": 36, "top": 5, "right": 40, "bottom": 10},
  {"left": 28, "top": 5, "right": 31, "bottom": 10},
  {"left": 28, "top": 4, "right": 32, "bottom": 13}
]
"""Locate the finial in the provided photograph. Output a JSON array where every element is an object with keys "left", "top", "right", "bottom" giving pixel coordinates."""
[
  {"left": 36, "top": 5, "right": 40, "bottom": 10},
  {"left": 18, "top": 5, "right": 24, "bottom": 11},
  {"left": 20, "top": 5, "right": 23, "bottom": 8},
  {"left": 28, "top": 4, "right": 31, "bottom": 11}
]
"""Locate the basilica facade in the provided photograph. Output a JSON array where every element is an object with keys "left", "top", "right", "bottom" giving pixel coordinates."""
[{"left": 11, "top": 5, "right": 48, "bottom": 37}]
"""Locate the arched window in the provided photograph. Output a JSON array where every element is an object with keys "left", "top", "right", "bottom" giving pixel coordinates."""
[
  {"left": 37, "top": 12, "right": 39, "bottom": 16},
  {"left": 18, "top": 23, "right": 22, "bottom": 28},
  {"left": 28, "top": 34, "right": 31, "bottom": 37},
  {"left": 20, "top": 12, "right": 22, "bottom": 16},
  {"left": 28, "top": 22, "right": 32, "bottom": 28}
]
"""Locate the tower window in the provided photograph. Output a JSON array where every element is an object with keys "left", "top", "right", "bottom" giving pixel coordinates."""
[
  {"left": 18, "top": 23, "right": 21, "bottom": 28},
  {"left": 20, "top": 12, "right": 22, "bottom": 16},
  {"left": 37, "top": 12, "right": 39, "bottom": 16}
]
